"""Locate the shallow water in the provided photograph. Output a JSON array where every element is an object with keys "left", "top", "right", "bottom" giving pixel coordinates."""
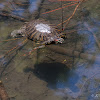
[{"left": 0, "top": 0, "right": 100, "bottom": 100}]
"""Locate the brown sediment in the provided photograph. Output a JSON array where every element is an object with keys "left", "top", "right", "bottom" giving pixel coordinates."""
[
  {"left": 0, "top": 81, "right": 10, "bottom": 100},
  {"left": 46, "top": 45, "right": 100, "bottom": 63}
]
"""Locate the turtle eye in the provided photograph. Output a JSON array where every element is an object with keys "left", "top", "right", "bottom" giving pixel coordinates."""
[
  {"left": 55, "top": 39, "right": 58, "bottom": 42},
  {"left": 55, "top": 38, "right": 64, "bottom": 43}
]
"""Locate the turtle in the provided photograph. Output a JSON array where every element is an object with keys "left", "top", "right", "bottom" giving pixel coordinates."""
[{"left": 11, "top": 19, "right": 64, "bottom": 44}]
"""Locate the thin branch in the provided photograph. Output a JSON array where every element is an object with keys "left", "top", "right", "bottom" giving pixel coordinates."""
[
  {"left": 57, "top": 0, "right": 84, "bottom": 31},
  {"left": 0, "top": 10, "right": 28, "bottom": 22},
  {"left": 42, "top": 2, "right": 78, "bottom": 14}
]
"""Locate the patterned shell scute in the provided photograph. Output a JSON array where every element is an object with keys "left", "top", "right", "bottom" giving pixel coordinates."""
[{"left": 25, "top": 19, "right": 60, "bottom": 42}]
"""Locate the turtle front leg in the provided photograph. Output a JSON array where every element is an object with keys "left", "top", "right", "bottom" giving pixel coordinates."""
[
  {"left": 11, "top": 30, "right": 23, "bottom": 37},
  {"left": 11, "top": 26, "right": 26, "bottom": 37}
]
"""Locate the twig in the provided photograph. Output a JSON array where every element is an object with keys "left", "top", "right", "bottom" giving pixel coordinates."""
[
  {"left": 63, "top": 0, "right": 85, "bottom": 30},
  {"left": 0, "top": 11, "right": 28, "bottom": 22},
  {"left": 42, "top": 2, "right": 78, "bottom": 14},
  {"left": 76, "top": 71, "right": 100, "bottom": 99}
]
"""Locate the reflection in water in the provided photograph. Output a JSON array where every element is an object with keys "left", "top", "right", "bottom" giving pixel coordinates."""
[
  {"left": 56, "top": 71, "right": 79, "bottom": 92},
  {"left": 29, "top": 0, "right": 40, "bottom": 13},
  {"left": 0, "top": 0, "right": 40, "bottom": 17},
  {"left": 74, "top": 16, "right": 100, "bottom": 99},
  {"left": 54, "top": 17, "right": 100, "bottom": 99},
  {"left": 53, "top": 62, "right": 100, "bottom": 99},
  {"left": 76, "top": 62, "right": 100, "bottom": 100},
  {"left": 12, "top": 9, "right": 25, "bottom": 17},
  {"left": 0, "top": 3, "right": 4, "bottom": 9},
  {"left": 0, "top": 56, "right": 7, "bottom": 66},
  {"left": 29, "top": 17, "right": 100, "bottom": 99},
  {"left": 0, "top": 1, "right": 100, "bottom": 100},
  {"left": 77, "top": 21, "right": 98, "bottom": 53},
  {"left": 12, "top": 0, "right": 40, "bottom": 16}
]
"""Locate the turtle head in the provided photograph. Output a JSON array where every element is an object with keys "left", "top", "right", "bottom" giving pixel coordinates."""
[{"left": 55, "top": 38, "right": 64, "bottom": 44}]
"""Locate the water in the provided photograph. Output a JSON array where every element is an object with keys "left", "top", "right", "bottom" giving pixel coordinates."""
[
  {"left": 29, "top": 0, "right": 40, "bottom": 13},
  {"left": 53, "top": 14, "right": 100, "bottom": 99},
  {"left": 0, "top": 0, "right": 100, "bottom": 100}
]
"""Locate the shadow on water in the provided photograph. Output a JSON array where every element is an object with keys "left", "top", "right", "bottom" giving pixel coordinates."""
[{"left": 24, "top": 62, "right": 79, "bottom": 91}]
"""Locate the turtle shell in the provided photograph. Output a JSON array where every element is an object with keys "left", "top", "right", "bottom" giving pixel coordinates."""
[{"left": 24, "top": 19, "right": 61, "bottom": 43}]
